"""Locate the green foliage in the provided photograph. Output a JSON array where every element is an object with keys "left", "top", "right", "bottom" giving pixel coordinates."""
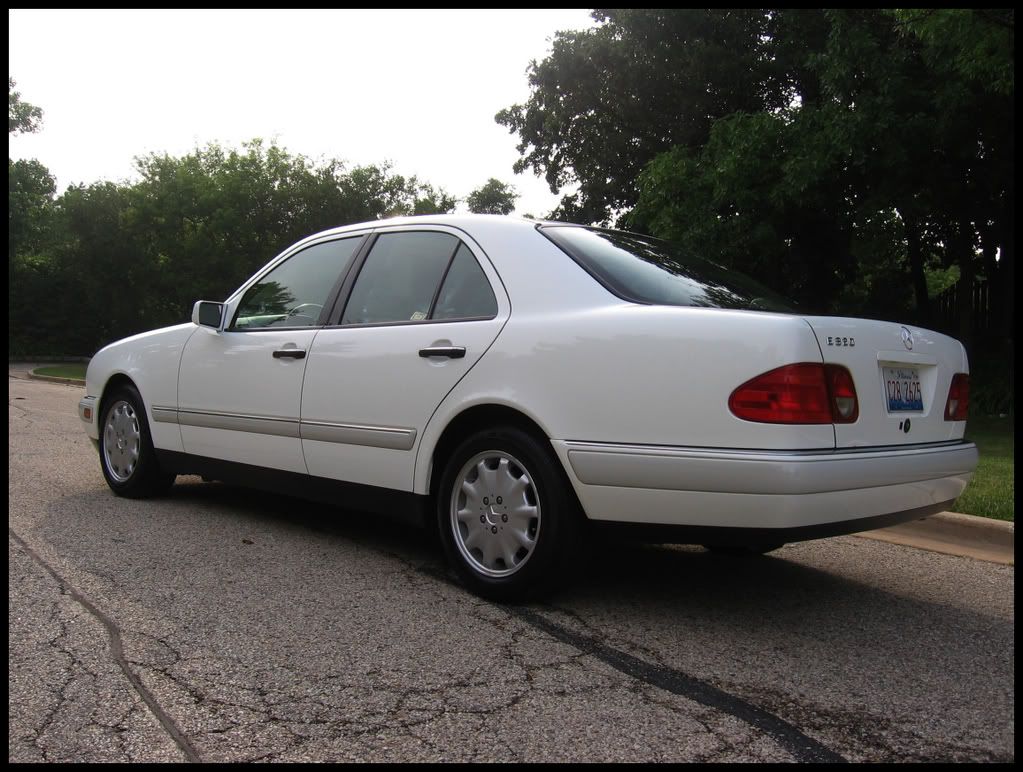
[
  {"left": 496, "top": 7, "right": 1011, "bottom": 414},
  {"left": 626, "top": 105, "right": 862, "bottom": 312},
  {"left": 619, "top": 9, "right": 1013, "bottom": 341},
  {"left": 891, "top": 9, "right": 1014, "bottom": 96},
  {"left": 496, "top": 9, "right": 795, "bottom": 224},
  {"left": 9, "top": 80, "right": 58, "bottom": 354},
  {"left": 466, "top": 178, "right": 518, "bottom": 215},
  {"left": 8, "top": 137, "right": 459, "bottom": 356},
  {"left": 33, "top": 364, "right": 87, "bottom": 380},
  {"left": 959, "top": 415, "right": 1014, "bottom": 521},
  {"left": 412, "top": 184, "right": 458, "bottom": 216},
  {"left": 9, "top": 158, "right": 56, "bottom": 258},
  {"left": 969, "top": 354, "right": 1015, "bottom": 417},
  {"left": 925, "top": 265, "right": 959, "bottom": 298},
  {"left": 9, "top": 77, "right": 43, "bottom": 135}
]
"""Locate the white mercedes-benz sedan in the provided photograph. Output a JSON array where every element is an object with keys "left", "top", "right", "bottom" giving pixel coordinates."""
[{"left": 79, "top": 215, "right": 978, "bottom": 599}]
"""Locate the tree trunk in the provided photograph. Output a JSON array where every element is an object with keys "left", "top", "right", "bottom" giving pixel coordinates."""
[
  {"left": 999, "top": 192, "right": 1014, "bottom": 418},
  {"left": 953, "top": 219, "right": 975, "bottom": 357},
  {"left": 902, "top": 211, "right": 930, "bottom": 327}
]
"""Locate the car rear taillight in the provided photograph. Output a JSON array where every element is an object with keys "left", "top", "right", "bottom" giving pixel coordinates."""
[
  {"left": 944, "top": 373, "right": 970, "bottom": 421},
  {"left": 728, "top": 363, "right": 859, "bottom": 424}
]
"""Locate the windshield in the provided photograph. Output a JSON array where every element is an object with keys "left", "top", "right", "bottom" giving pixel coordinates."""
[{"left": 541, "top": 225, "right": 795, "bottom": 313}]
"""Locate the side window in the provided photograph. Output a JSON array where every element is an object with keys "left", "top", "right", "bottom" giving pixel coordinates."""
[
  {"left": 433, "top": 244, "right": 498, "bottom": 320},
  {"left": 232, "top": 238, "right": 361, "bottom": 330},
  {"left": 341, "top": 232, "right": 459, "bottom": 325}
]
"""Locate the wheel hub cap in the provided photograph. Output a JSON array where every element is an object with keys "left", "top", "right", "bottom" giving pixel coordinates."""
[
  {"left": 451, "top": 451, "right": 541, "bottom": 578},
  {"left": 103, "top": 401, "right": 141, "bottom": 482}
]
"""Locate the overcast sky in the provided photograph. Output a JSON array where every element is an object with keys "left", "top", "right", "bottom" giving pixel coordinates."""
[{"left": 9, "top": 9, "right": 595, "bottom": 217}]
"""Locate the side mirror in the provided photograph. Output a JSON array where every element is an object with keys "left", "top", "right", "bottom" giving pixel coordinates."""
[{"left": 192, "top": 300, "right": 225, "bottom": 330}]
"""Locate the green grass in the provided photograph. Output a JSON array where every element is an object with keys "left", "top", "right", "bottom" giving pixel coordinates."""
[
  {"left": 33, "top": 363, "right": 87, "bottom": 380},
  {"left": 956, "top": 415, "right": 1014, "bottom": 521}
]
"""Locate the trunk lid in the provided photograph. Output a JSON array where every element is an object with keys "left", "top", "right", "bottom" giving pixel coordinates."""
[{"left": 801, "top": 316, "right": 969, "bottom": 448}]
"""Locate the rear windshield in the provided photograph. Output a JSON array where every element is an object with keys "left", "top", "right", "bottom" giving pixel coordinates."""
[{"left": 541, "top": 225, "right": 795, "bottom": 313}]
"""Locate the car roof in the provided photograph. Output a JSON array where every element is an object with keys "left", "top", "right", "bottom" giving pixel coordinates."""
[{"left": 298, "top": 213, "right": 582, "bottom": 243}]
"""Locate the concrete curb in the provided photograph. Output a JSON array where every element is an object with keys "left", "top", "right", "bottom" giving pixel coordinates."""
[
  {"left": 27, "top": 372, "right": 86, "bottom": 386},
  {"left": 856, "top": 511, "right": 1014, "bottom": 565},
  {"left": 8, "top": 355, "right": 90, "bottom": 362}
]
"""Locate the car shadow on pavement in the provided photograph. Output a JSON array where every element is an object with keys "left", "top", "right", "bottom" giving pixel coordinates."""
[{"left": 35, "top": 477, "right": 1014, "bottom": 764}]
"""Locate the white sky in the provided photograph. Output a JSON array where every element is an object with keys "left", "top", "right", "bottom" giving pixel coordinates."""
[{"left": 9, "top": 8, "right": 594, "bottom": 217}]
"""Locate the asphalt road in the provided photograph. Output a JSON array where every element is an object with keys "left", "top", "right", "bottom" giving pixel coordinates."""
[{"left": 8, "top": 374, "right": 1015, "bottom": 762}]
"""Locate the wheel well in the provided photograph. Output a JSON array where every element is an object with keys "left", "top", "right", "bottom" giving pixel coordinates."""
[
  {"left": 429, "top": 405, "right": 553, "bottom": 497},
  {"left": 99, "top": 373, "right": 139, "bottom": 418}
]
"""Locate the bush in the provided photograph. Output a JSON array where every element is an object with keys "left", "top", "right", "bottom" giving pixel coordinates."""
[{"left": 969, "top": 351, "right": 1014, "bottom": 417}]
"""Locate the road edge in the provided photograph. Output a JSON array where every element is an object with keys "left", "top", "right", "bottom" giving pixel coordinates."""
[{"left": 27, "top": 372, "right": 86, "bottom": 386}]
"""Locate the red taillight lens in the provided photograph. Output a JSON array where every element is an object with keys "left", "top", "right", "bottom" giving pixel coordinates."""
[
  {"left": 825, "top": 364, "right": 859, "bottom": 423},
  {"left": 944, "top": 373, "right": 970, "bottom": 421},
  {"left": 729, "top": 363, "right": 858, "bottom": 424}
]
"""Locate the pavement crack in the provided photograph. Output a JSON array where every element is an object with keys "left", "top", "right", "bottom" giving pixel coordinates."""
[
  {"left": 9, "top": 528, "right": 201, "bottom": 763},
  {"left": 408, "top": 559, "right": 847, "bottom": 763},
  {"left": 503, "top": 605, "right": 847, "bottom": 763}
]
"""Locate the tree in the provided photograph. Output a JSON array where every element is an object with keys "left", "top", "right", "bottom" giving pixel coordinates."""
[
  {"left": 9, "top": 77, "right": 57, "bottom": 355},
  {"left": 502, "top": 7, "right": 1012, "bottom": 377},
  {"left": 496, "top": 10, "right": 797, "bottom": 224},
  {"left": 9, "top": 137, "right": 460, "bottom": 355},
  {"left": 122, "top": 141, "right": 456, "bottom": 327},
  {"left": 626, "top": 9, "right": 1013, "bottom": 344},
  {"left": 9, "top": 77, "right": 43, "bottom": 135},
  {"left": 8, "top": 78, "right": 52, "bottom": 258},
  {"left": 892, "top": 9, "right": 1013, "bottom": 96},
  {"left": 888, "top": 9, "right": 1014, "bottom": 359},
  {"left": 412, "top": 183, "right": 458, "bottom": 215},
  {"left": 466, "top": 178, "right": 518, "bottom": 215},
  {"left": 9, "top": 158, "right": 56, "bottom": 260},
  {"left": 8, "top": 158, "right": 59, "bottom": 355}
]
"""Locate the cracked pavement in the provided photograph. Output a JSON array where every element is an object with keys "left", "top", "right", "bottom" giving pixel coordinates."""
[{"left": 8, "top": 373, "right": 1015, "bottom": 762}]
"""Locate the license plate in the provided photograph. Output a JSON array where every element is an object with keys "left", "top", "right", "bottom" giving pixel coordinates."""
[{"left": 883, "top": 366, "right": 923, "bottom": 412}]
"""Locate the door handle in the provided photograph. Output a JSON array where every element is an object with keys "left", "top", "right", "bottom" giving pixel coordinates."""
[
  {"left": 272, "top": 349, "right": 306, "bottom": 359},
  {"left": 418, "top": 346, "right": 466, "bottom": 359}
]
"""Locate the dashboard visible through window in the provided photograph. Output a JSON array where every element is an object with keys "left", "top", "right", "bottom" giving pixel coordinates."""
[{"left": 232, "top": 237, "right": 361, "bottom": 329}]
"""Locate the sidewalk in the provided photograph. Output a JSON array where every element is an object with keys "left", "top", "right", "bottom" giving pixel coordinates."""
[{"left": 855, "top": 510, "right": 1014, "bottom": 566}]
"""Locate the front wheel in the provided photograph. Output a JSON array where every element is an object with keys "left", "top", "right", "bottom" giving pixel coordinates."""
[
  {"left": 437, "top": 427, "right": 581, "bottom": 602},
  {"left": 99, "top": 385, "right": 175, "bottom": 498}
]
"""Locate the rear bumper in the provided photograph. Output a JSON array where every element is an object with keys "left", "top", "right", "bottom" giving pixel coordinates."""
[{"left": 552, "top": 440, "right": 978, "bottom": 534}]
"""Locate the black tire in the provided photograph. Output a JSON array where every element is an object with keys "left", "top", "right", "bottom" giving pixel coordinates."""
[
  {"left": 703, "top": 543, "right": 784, "bottom": 557},
  {"left": 98, "top": 385, "right": 175, "bottom": 498},
  {"left": 436, "top": 426, "right": 581, "bottom": 602}
]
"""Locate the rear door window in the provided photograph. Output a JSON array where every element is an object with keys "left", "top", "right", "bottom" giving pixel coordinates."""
[
  {"left": 340, "top": 232, "right": 497, "bottom": 325},
  {"left": 432, "top": 244, "right": 498, "bottom": 320}
]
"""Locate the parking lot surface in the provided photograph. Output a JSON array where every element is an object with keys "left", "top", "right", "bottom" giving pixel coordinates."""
[{"left": 9, "top": 374, "right": 1015, "bottom": 762}]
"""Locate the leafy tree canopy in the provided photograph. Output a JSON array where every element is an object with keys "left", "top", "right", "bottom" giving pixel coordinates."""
[
  {"left": 466, "top": 178, "right": 518, "bottom": 215},
  {"left": 496, "top": 9, "right": 802, "bottom": 224},
  {"left": 9, "top": 138, "right": 459, "bottom": 356},
  {"left": 9, "top": 77, "right": 43, "bottom": 135},
  {"left": 500, "top": 8, "right": 1012, "bottom": 364},
  {"left": 890, "top": 9, "right": 1014, "bottom": 95}
]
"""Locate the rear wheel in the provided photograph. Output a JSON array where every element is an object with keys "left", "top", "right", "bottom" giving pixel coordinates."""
[
  {"left": 99, "top": 385, "right": 175, "bottom": 498},
  {"left": 437, "top": 426, "right": 580, "bottom": 601}
]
